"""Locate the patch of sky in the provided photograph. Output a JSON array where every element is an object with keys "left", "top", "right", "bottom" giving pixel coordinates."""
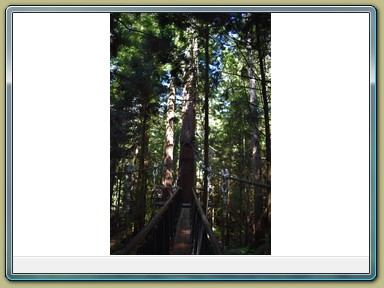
[{"left": 161, "top": 71, "right": 171, "bottom": 87}]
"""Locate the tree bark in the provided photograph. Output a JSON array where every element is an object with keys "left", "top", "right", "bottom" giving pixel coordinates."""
[
  {"left": 110, "top": 158, "right": 117, "bottom": 210},
  {"left": 134, "top": 111, "right": 148, "bottom": 234},
  {"left": 162, "top": 74, "right": 176, "bottom": 198},
  {"left": 178, "top": 26, "right": 198, "bottom": 204},
  {"left": 116, "top": 170, "right": 123, "bottom": 229},
  {"left": 203, "top": 25, "right": 210, "bottom": 213}
]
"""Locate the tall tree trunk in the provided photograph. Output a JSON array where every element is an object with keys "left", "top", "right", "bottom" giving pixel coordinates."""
[
  {"left": 255, "top": 16, "right": 271, "bottom": 249},
  {"left": 202, "top": 25, "right": 210, "bottom": 213},
  {"left": 247, "top": 28, "right": 263, "bottom": 247},
  {"left": 239, "top": 180, "right": 243, "bottom": 246},
  {"left": 178, "top": 27, "right": 198, "bottom": 204},
  {"left": 162, "top": 74, "right": 176, "bottom": 198},
  {"left": 240, "top": 112, "right": 250, "bottom": 246},
  {"left": 116, "top": 169, "right": 123, "bottom": 229},
  {"left": 110, "top": 158, "right": 117, "bottom": 210},
  {"left": 256, "top": 17, "right": 271, "bottom": 184},
  {"left": 134, "top": 111, "right": 148, "bottom": 234},
  {"left": 239, "top": 129, "right": 247, "bottom": 246}
]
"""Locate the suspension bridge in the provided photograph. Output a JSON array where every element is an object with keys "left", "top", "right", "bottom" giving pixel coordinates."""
[{"left": 112, "top": 155, "right": 271, "bottom": 255}]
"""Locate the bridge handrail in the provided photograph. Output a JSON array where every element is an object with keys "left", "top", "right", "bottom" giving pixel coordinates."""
[
  {"left": 118, "top": 186, "right": 181, "bottom": 255},
  {"left": 194, "top": 152, "right": 271, "bottom": 190},
  {"left": 191, "top": 189, "right": 222, "bottom": 255}
]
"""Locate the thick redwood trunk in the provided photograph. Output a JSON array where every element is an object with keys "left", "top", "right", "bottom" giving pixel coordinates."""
[
  {"left": 178, "top": 28, "right": 198, "bottom": 204},
  {"left": 162, "top": 75, "right": 176, "bottom": 197}
]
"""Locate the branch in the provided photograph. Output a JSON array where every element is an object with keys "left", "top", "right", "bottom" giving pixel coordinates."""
[
  {"left": 224, "top": 32, "right": 271, "bottom": 87},
  {"left": 111, "top": 14, "right": 160, "bottom": 40},
  {"left": 111, "top": 71, "right": 136, "bottom": 84}
]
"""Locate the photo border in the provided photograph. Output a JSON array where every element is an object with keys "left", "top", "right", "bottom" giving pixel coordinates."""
[{"left": 5, "top": 5, "right": 377, "bottom": 281}]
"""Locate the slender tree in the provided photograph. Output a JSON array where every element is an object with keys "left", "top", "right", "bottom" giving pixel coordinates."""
[
  {"left": 202, "top": 24, "right": 210, "bottom": 213},
  {"left": 246, "top": 16, "right": 263, "bottom": 246},
  {"left": 255, "top": 15, "right": 271, "bottom": 183}
]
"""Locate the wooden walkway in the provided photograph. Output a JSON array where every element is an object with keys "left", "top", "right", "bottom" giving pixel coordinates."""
[{"left": 170, "top": 207, "right": 191, "bottom": 255}]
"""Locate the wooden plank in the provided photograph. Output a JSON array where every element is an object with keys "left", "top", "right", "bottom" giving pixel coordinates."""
[{"left": 170, "top": 208, "right": 191, "bottom": 255}]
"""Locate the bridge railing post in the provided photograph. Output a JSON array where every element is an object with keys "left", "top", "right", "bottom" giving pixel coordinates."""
[{"left": 191, "top": 189, "right": 222, "bottom": 255}]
